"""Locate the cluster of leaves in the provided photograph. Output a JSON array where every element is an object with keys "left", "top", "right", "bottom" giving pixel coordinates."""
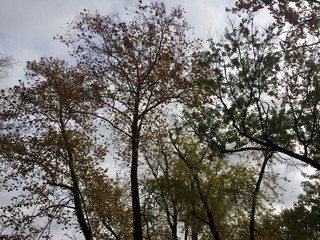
[
  {"left": 182, "top": 0, "right": 319, "bottom": 238},
  {"left": 58, "top": 1, "right": 200, "bottom": 140}
]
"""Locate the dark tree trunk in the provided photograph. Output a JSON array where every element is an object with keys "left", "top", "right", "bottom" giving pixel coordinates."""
[
  {"left": 191, "top": 232, "right": 198, "bottom": 240},
  {"left": 249, "top": 153, "right": 270, "bottom": 240},
  {"left": 194, "top": 177, "right": 220, "bottom": 240},
  {"left": 184, "top": 226, "right": 189, "bottom": 240},
  {"left": 60, "top": 113, "right": 93, "bottom": 240},
  {"left": 171, "top": 213, "right": 178, "bottom": 240},
  {"left": 72, "top": 184, "right": 93, "bottom": 240},
  {"left": 131, "top": 113, "right": 143, "bottom": 240}
]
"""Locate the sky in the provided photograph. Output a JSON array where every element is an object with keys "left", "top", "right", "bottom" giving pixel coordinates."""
[
  {"left": 0, "top": 0, "right": 232, "bottom": 88},
  {"left": 0, "top": 0, "right": 317, "bottom": 238}
]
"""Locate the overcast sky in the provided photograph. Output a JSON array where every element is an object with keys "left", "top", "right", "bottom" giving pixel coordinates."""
[
  {"left": 0, "top": 0, "right": 316, "bottom": 237},
  {"left": 0, "top": 0, "right": 234, "bottom": 88}
]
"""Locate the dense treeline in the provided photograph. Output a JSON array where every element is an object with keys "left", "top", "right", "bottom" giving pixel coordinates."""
[{"left": 0, "top": 1, "right": 319, "bottom": 239}]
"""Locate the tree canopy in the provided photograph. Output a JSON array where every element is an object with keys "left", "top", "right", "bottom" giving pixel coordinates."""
[
  {"left": 0, "top": 1, "right": 319, "bottom": 239},
  {"left": 188, "top": 7, "right": 320, "bottom": 170}
]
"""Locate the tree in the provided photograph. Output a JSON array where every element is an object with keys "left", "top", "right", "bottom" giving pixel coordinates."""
[
  {"left": 188, "top": 17, "right": 320, "bottom": 170},
  {"left": 228, "top": 0, "right": 320, "bottom": 41},
  {"left": 225, "top": 1, "right": 320, "bottom": 169},
  {"left": 141, "top": 129, "right": 190, "bottom": 240},
  {"left": 58, "top": 2, "right": 200, "bottom": 239},
  {"left": 0, "top": 53, "right": 14, "bottom": 80},
  {"left": 141, "top": 124, "right": 280, "bottom": 239},
  {"left": 0, "top": 58, "right": 131, "bottom": 239},
  {"left": 279, "top": 171, "right": 320, "bottom": 239}
]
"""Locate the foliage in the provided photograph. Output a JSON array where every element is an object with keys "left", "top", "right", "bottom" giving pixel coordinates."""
[
  {"left": 1, "top": 1, "right": 318, "bottom": 239},
  {"left": 228, "top": 0, "right": 320, "bottom": 42},
  {"left": 187, "top": 17, "right": 320, "bottom": 170},
  {"left": 278, "top": 171, "right": 320, "bottom": 239},
  {"left": 57, "top": 2, "right": 200, "bottom": 239},
  {"left": 0, "top": 58, "right": 131, "bottom": 239},
  {"left": 141, "top": 124, "right": 281, "bottom": 239}
]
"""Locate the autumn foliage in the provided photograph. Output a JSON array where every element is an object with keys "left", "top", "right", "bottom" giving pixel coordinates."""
[{"left": 0, "top": 1, "right": 319, "bottom": 240}]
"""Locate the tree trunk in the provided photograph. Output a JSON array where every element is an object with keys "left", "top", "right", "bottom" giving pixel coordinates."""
[
  {"left": 131, "top": 113, "right": 143, "bottom": 240},
  {"left": 72, "top": 184, "right": 93, "bottom": 240},
  {"left": 184, "top": 224, "right": 189, "bottom": 240},
  {"left": 194, "top": 177, "right": 220, "bottom": 240},
  {"left": 60, "top": 113, "right": 93, "bottom": 240},
  {"left": 169, "top": 211, "right": 178, "bottom": 240},
  {"left": 249, "top": 153, "right": 270, "bottom": 240},
  {"left": 191, "top": 232, "right": 198, "bottom": 240}
]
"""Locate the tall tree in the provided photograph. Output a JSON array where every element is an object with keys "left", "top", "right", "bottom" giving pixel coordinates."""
[
  {"left": 0, "top": 58, "right": 131, "bottom": 239},
  {"left": 188, "top": 17, "right": 320, "bottom": 170},
  {"left": 58, "top": 2, "right": 200, "bottom": 239}
]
